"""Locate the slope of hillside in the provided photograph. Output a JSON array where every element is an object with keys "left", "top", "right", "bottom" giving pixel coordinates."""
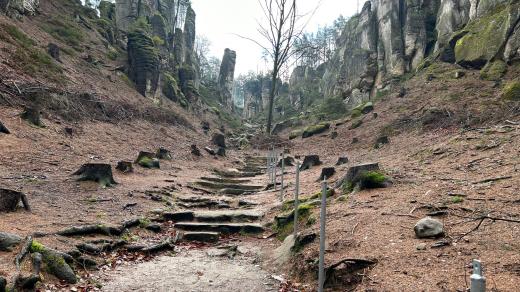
[{"left": 267, "top": 62, "right": 520, "bottom": 291}]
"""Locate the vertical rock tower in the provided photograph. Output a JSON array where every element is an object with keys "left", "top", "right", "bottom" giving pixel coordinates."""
[{"left": 218, "top": 48, "right": 237, "bottom": 110}]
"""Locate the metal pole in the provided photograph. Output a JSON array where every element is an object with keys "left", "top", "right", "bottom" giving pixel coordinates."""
[
  {"left": 280, "top": 149, "right": 285, "bottom": 202},
  {"left": 318, "top": 178, "right": 327, "bottom": 292},
  {"left": 273, "top": 149, "right": 277, "bottom": 191},
  {"left": 293, "top": 162, "right": 300, "bottom": 237},
  {"left": 470, "top": 260, "right": 486, "bottom": 292},
  {"left": 267, "top": 148, "right": 271, "bottom": 183}
]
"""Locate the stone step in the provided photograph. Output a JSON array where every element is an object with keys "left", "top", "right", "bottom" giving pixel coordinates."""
[
  {"left": 181, "top": 231, "right": 220, "bottom": 243},
  {"left": 174, "top": 222, "right": 265, "bottom": 234},
  {"left": 163, "top": 210, "right": 263, "bottom": 223},
  {"left": 195, "top": 181, "right": 264, "bottom": 191},
  {"left": 213, "top": 169, "right": 262, "bottom": 178},
  {"left": 199, "top": 177, "right": 252, "bottom": 184},
  {"left": 175, "top": 196, "right": 258, "bottom": 209}
]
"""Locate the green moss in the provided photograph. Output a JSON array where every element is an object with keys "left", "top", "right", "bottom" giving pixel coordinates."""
[
  {"left": 152, "top": 35, "right": 165, "bottom": 46},
  {"left": 502, "top": 81, "right": 520, "bottom": 100},
  {"left": 42, "top": 18, "right": 85, "bottom": 49},
  {"left": 289, "top": 129, "right": 303, "bottom": 140},
  {"left": 351, "top": 108, "right": 362, "bottom": 118},
  {"left": 302, "top": 122, "right": 330, "bottom": 138},
  {"left": 30, "top": 240, "right": 45, "bottom": 253},
  {"left": 454, "top": 5, "right": 510, "bottom": 65},
  {"left": 137, "top": 156, "right": 160, "bottom": 169},
  {"left": 309, "top": 188, "right": 335, "bottom": 200},
  {"left": 349, "top": 119, "right": 363, "bottom": 129},
  {"left": 275, "top": 203, "right": 313, "bottom": 241},
  {"left": 0, "top": 24, "right": 36, "bottom": 48},
  {"left": 130, "top": 17, "right": 152, "bottom": 33},
  {"left": 480, "top": 60, "right": 507, "bottom": 81},
  {"left": 359, "top": 171, "right": 387, "bottom": 189},
  {"left": 162, "top": 73, "right": 181, "bottom": 102},
  {"left": 13, "top": 47, "right": 62, "bottom": 81},
  {"left": 451, "top": 196, "right": 464, "bottom": 204},
  {"left": 139, "top": 218, "right": 151, "bottom": 228}
]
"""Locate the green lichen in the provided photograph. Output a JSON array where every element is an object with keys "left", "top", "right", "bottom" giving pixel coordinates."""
[
  {"left": 502, "top": 81, "right": 520, "bottom": 100},
  {"left": 162, "top": 73, "right": 181, "bottom": 102},
  {"left": 480, "top": 60, "right": 507, "bottom": 81}
]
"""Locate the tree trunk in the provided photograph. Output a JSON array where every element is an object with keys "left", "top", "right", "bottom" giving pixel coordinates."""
[{"left": 266, "top": 63, "right": 279, "bottom": 134}]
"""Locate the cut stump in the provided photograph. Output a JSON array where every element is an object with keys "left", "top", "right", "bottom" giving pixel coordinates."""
[
  {"left": 116, "top": 161, "right": 133, "bottom": 173},
  {"left": 0, "top": 120, "right": 9, "bottom": 134},
  {"left": 0, "top": 188, "right": 30, "bottom": 212},
  {"left": 156, "top": 147, "right": 172, "bottom": 160},
  {"left": 20, "top": 106, "right": 44, "bottom": 127},
  {"left": 300, "top": 155, "right": 322, "bottom": 171},
  {"left": 135, "top": 151, "right": 160, "bottom": 168},
  {"left": 73, "top": 164, "right": 117, "bottom": 187},
  {"left": 211, "top": 133, "right": 226, "bottom": 148},
  {"left": 191, "top": 144, "right": 201, "bottom": 156}
]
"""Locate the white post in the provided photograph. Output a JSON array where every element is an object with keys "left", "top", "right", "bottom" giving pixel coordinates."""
[
  {"left": 273, "top": 150, "right": 277, "bottom": 191},
  {"left": 293, "top": 162, "right": 300, "bottom": 237},
  {"left": 470, "top": 260, "right": 486, "bottom": 292},
  {"left": 318, "top": 178, "right": 327, "bottom": 292},
  {"left": 280, "top": 149, "right": 285, "bottom": 202}
]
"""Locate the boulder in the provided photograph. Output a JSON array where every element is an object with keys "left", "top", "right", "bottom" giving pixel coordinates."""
[
  {"left": 414, "top": 217, "right": 444, "bottom": 238},
  {"left": 318, "top": 167, "right": 336, "bottom": 181},
  {"left": 0, "top": 232, "right": 22, "bottom": 251},
  {"left": 0, "top": 120, "right": 9, "bottom": 134},
  {"left": 156, "top": 147, "right": 172, "bottom": 160},
  {"left": 302, "top": 122, "right": 330, "bottom": 138},
  {"left": 300, "top": 155, "right": 322, "bottom": 171},
  {"left": 211, "top": 133, "right": 226, "bottom": 148},
  {"left": 336, "top": 156, "right": 349, "bottom": 166},
  {"left": 135, "top": 151, "right": 160, "bottom": 169}
]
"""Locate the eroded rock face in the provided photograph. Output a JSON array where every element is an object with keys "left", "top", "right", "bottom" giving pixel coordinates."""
[
  {"left": 127, "top": 30, "right": 160, "bottom": 97},
  {"left": 218, "top": 48, "right": 237, "bottom": 110},
  {"left": 0, "top": 0, "right": 39, "bottom": 18},
  {"left": 317, "top": 0, "right": 520, "bottom": 109}
]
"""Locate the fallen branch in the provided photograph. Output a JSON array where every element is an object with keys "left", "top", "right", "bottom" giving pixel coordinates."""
[
  {"left": 381, "top": 212, "right": 419, "bottom": 219},
  {"left": 455, "top": 214, "right": 520, "bottom": 242},
  {"left": 472, "top": 176, "right": 513, "bottom": 184}
]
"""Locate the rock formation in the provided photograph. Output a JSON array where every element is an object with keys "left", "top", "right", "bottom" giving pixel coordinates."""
[
  {"left": 0, "top": 0, "right": 39, "bottom": 18},
  {"left": 218, "top": 48, "right": 237, "bottom": 110},
  {"left": 300, "top": 0, "right": 520, "bottom": 110}
]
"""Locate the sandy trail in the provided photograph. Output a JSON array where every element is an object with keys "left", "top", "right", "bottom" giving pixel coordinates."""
[{"left": 100, "top": 243, "right": 279, "bottom": 292}]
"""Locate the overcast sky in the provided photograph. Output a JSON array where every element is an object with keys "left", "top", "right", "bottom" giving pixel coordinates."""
[{"left": 191, "top": 0, "right": 359, "bottom": 75}]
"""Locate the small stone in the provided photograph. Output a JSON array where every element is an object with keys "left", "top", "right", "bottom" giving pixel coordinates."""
[
  {"left": 416, "top": 243, "right": 427, "bottom": 250},
  {"left": 414, "top": 217, "right": 444, "bottom": 238},
  {"left": 0, "top": 232, "right": 22, "bottom": 251},
  {"left": 145, "top": 223, "right": 162, "bottom": 233}
]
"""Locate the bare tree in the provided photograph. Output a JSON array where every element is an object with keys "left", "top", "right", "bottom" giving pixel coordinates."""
[{"left": 237, "top": 0, "right": 304, "bottom": 134}]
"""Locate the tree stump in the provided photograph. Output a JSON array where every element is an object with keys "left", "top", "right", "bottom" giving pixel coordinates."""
[
  {"left": 336, "top": 156, "right": 349, "bottom": 166},
  {"left": 0, "top": 189, "right": 30, "bottom": 212},
  {"left": 334, "top": 163, "right": 380, "bottom": 188},
  {"left": 0, "top": 232, "right": 22, "bottom": 251},
  {"left": 277, "top": 156, "right": 295, "bottom": 167},
  {"left": 0, "top": 120, "right": 9, "bottom": 134},
  {"left": 48, "top": 43, "right": 60, "bottom": 61},
  {"left": 20, "top": 106, "right": 44, "bottom": 127},
  {"left": 135, "top": 151, "right": 160, "bottom": 168},
  {"left": 318, "top": 167, "right": 336, "bottom": 181},
  {"left": 156, "top": 147, "right": 172, "bottom": 160},
  {"left": 216, "top": 147, "right": 226, "bottom": 157},
  {"left": 300, "top": 155, "right": 322, "bottom": 171},
  {"left": 211, "top": 133, "right": 226, "bottom": 148},
  {"left": 191, "top": 144, "right": 201, "bottom": 156},
  {"left": 116, "top": 161, "right": 133, "bottom": 173},
  {"left": 73, "top": 164, "right": 117, "bottom": 187}
]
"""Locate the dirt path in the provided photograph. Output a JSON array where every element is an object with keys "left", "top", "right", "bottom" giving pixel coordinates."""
[{"left": 100, "top": 243, "right": 279, "bottom": 292}]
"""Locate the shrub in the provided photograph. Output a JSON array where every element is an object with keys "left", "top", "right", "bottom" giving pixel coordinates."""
[
  {"left": 316, "top": 96, "right": 346, "bottom": 120},
  {"left": 43, "top": 18, "right": 85, "bottom": 48}
]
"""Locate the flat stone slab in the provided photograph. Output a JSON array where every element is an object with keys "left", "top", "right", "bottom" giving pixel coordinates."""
[
  {"left": 199, "top": 177, "right": 252, "bottom": 184},
  {"left": 174, "top": 222, "right": 265, "bottom": 234},
  {"left": 182, "top": 232, "right": 220, "bottom": 243},
  {"left": 193, "top": 210, "right": 264, "bottom": 223},
  {"left": 195, "top": 181, "right": 264, "bottom": 191}
]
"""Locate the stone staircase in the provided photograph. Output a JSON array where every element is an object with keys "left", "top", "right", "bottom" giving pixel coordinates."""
[{"left": 173, "top": 156, "right": 268, "bottom": 243}]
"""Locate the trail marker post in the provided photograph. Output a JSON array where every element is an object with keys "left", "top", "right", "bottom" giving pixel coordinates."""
[
  {"left": 273, "top": 149, "right": 277, "bottom": 191},
  {"left": 293, "top": 162, "right": 300, "bottom": 237},
  {"left": 318, "top": 178, "right": 327, "bottom": 292},
  {"left": 470, "top": 260, "right": 486, "bottom": 292}
]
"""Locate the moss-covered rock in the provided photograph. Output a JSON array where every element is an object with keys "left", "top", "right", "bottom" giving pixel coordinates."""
[
  {"left": 30, "top": 241, "right": 77, "bottom": 284},
  {"left": 502, "top": 81, "right": 520, "bottom": 100},
  {"left": 162, "top": 73, "right": 180, "bottom": 102},
  {"left": 289, "top": 129, "right": 303, "bottom": 140},
  {"left": 302, "top": 122, "right": 330, "bottom": 138},
  {"left": 480, "top": 60, "right": 507, "bottom": 81},
  {"left": 454, "top": 4, "right": 517, "bottom": 68},
  {"left": 127, "top": 28, "right": 160, "bottom": 97},
  {"left": 135, "top": 151, "right": 160, "bottom": 169}
]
